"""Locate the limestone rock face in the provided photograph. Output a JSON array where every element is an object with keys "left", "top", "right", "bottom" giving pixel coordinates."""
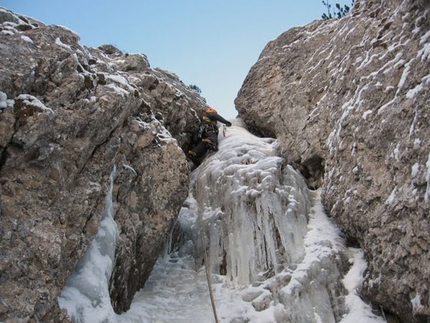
[
  {"left": 0, "top": 7, "right": 206, "bottom": 322},
  {"left": 236, "top": 1, "right": 430, "bottom": 322}
]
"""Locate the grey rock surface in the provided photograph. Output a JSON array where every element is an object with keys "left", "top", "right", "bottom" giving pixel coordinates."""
[
  {"left": 236, "top": 0, "right": 430, "bottom": 322},
  {"left": 0, "top": 7, "right": 207, "bottom": 322}
]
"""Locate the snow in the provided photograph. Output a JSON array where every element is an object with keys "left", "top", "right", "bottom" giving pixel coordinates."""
[
  {"left": 386, "top": 187, "right": 397, "bottom": 205},
  {"left": 21, "top": 35, "right": 33, "bottom": 43},
  {"left": 392, "top": 144, "right": 400, "bottom": 162},
  {"left": 406, "top": 83, "right": 423, "bottom": 98},
  {"left": 419, "top": 42, "right": 430, "bottom": 61},
  {"left": 133, "top": 114, "right": 178, "bottom": 145},
  {"left": 0, "top": 91, "right": 7, "bottom": 109},
  {"left": 420, "top": 30, "right": 430, "bottom": 43},
  {"left": 340, "top": 249, "right": 385, "bottom": 323},
  {"left": 102, "top": 74, "right": 139, "bottom": 98},
  {"left": 105, "top": 83, "right": 129, "bottom": 97},
  {"left": 411, "top": 293, "right": 424, "bottom": 315},
  {"left": 362, "top": 109, "right": 372, "bottom": 119},
  {"left": 426, "top": 152, "right": 430, "bottom": 204},
  {"left": 16, "top": 94, "right": 55, "bottom": 114},
  {"left": 58, "top": 121, "right": 384, "bottom": 323},
  {"left": 411, "top": 163, "right": 419, "bottom": 177},
  {"left": 58, "top": 166, "right": 119, "bottom": 322},
  {"left": 55, "top": 37, "right": 71, "bottom": 50},
  {"left": 122, "top": 163, "right": 137, "bottom": 175},
  {"left": 106, "top": 74, "right": 133, "bottom": 90},
  {"left": 419, "top": 30, "right": 430, "bottom": 61},
  {"left": 54, "top": 24, "right": 80, "bottom": 37}
]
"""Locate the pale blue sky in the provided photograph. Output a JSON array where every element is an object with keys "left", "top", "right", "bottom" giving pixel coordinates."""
[{"left": 2, "top": 0, "right": 352, "bottom": 119}]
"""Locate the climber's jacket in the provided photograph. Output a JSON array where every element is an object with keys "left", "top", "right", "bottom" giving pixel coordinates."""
[
  {"left": 187, "top": 109, "right": 232, "bottom": 169},
  {"left": 194, "top": 112, "right": 232, "bottom": 143}
]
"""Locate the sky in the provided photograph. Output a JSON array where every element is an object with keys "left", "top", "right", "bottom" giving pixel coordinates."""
[{"left": 1, "top": 0, "right": 353, "bottom": 119}]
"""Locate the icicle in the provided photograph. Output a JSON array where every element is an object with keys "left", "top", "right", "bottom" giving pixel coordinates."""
[
  {"left": 58, "top": 165, "right": 119, "bottom": 323},
  {"left": 121, "top": 122, "right": 385, "bottom": 323},
  {"left": 193, "top": 125, "right": 311, "bottom": 285}
]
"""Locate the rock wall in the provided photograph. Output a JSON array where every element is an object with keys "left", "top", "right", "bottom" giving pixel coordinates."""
[
  {"left": 235, "top": 0, "right": 430, "bottom": 322},
  {"left": 0, "top": 8, "right": 206, "bottom": 322}
]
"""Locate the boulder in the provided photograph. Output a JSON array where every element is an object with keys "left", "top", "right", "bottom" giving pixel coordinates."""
[
  {"left": 0, "top": 7, "right": 206, "bottom": 322},
  {"left": 235, "top": 0, "right": 430, "bottom": 322}
]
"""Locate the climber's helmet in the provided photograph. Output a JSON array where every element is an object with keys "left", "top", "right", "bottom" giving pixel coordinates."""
[{"left": 205, "top": 108, "right": 217, "bottom": 114}]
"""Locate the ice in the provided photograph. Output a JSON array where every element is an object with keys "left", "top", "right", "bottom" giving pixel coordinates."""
[
  {"left": 190, "top": 123, "right": 311, "bottom": 285},
  {"left": 128, "top": 121, "right": 383, "bottom": 322},
  {"left": 58, "top": 120, "right": 384, "bottom": 323},
  {"left": 58, "top": 166, "right": 119, "bottom": 323}
]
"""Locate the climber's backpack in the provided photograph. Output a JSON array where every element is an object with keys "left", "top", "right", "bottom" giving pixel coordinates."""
[{"left": 199, "top": 117, "right": 219, "bottom": 138}]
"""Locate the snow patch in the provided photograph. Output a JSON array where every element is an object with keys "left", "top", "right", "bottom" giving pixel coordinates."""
[
  {"left": 122, "top": 163, "right": 137, "bottom": 175},
  {"left": 21, "top": 35, "right": 33, "bottom": 43},
  {"left": 392, "top": 144, "right": 401, "bottom": 162},
  {"left": 107, "top": 74, "right": 130, "bottom": 87},
  {"left": 426, "top": 152, "right": 430, "bottom": 204},
  {"left": 411, "top": 163, "right": 419, "bottom": 177},
  {"left": 411, "top": 293, "right": 424, "bottom": 314},
  {"left": 386, "top": 187, "right": 397, "bottom": 205},
  {"left": 406, "top": 83, "right": 423, "bottom": 99},
  {"left": 0, "top": 91, "right": 7, "bottom": 109},
  {"left": 16, "top": 94, "right": 54, "bottom": 114},
  {"left": 362, "top": 109, "right": 373, "bottom": 119},
  {"left": 55, "top": 37, "right": 71, "bottom": 50},
  {"left": 58, "top": 166, "right": 119, "bottom": 322},
  {"left": 340, "top": 249, "right": 385, "bottom": 323},
  {"left": 105, "top": 83, "right": 129, "bottom": 97},
  {"left": 418, "top": 30, "right": 430, "bottom": 61}
]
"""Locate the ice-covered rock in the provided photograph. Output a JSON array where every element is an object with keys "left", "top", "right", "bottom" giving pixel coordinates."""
[
  {"left": 236, "top": 0, "right": 430, "bottom": 321},
  {"left": 0, "top": 6, "right": 207, "bottom": 321},
  {"left": 132, "top": 122, "right": 384, "bottom": 323}
]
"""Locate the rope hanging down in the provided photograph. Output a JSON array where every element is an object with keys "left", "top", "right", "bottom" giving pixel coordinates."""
[
  {"left": 199, "top": 216, "right": 219, "bottom": 323},
  {"left": 199, "top": 230, "right": 218, "bottom": 323}
]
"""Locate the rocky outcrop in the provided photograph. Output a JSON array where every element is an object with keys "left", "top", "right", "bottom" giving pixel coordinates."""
[
  {"left": 0, "top": 7, "right": 206, "bottom": 322},
  {"left": 236, "top": 0, "right": 429, "bottom": 322}
]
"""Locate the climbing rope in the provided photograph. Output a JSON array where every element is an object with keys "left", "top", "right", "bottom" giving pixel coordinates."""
[
  {"left": 201, "top": 231, "right": 219, "bottom": 323},
  {"left": 196, "top": 182, "right": 219, "bottom": 322}
]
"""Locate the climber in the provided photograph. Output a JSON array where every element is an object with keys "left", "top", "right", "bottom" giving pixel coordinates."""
[{"left": 187, "top": 108, "right": 232, "bottom": 170}]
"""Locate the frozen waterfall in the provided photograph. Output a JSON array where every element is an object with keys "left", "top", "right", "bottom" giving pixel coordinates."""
[
  {"left": 58, "top": 120, "right": 385, "bottom": 323},
  {"left": 59, "top": 166, "right": 120, "bottom": 322}
]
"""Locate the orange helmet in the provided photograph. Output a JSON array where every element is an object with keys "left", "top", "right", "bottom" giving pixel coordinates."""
[{"left": 205, "top": 108, "right": 217, "bottom": 114}]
